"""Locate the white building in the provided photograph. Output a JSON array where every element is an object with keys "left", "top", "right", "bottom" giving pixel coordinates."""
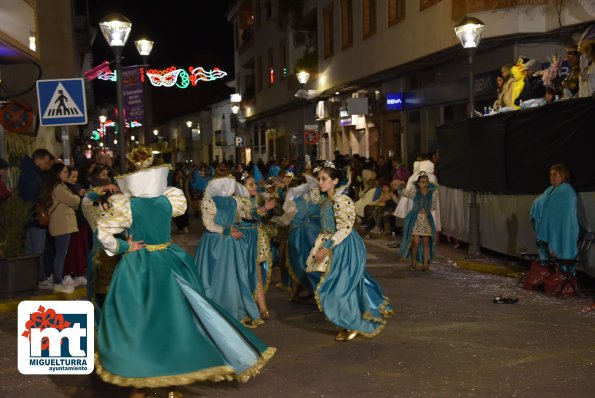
[{"left": 227, "top": 0, "right": 595, "bottom": 164}]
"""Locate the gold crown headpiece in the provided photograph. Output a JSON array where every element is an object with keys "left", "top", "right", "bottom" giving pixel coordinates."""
[
  {"left": 285, "top": 171, "right": 295, "bottom": 179},
  {"left": 240, "top": 171, "right": 250, "bottom": 181},
  {"left": 127, "top": 146, "right": 154, "bottom": 170}
]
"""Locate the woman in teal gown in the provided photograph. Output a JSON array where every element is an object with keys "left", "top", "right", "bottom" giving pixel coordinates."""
[
  {"left": 272, "top": 175, "right": 321, "bottom": 301},
  {"left": 234, "top": 171, "right": 276, "bottom": 320},
  {"left": 95, "top": 152, "right": 275, "bottom": 397},
  {"left": 306, "top": 163, "right": 393, "bottom": 342},
  {"left": 193, "top": 164, "right": 263, "bottom": 327}
]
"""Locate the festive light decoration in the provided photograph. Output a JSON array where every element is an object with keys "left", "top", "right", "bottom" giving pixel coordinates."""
[
  {"left": 91, "top": 120, "right": 142, "bottom": 141},
  {"left": 98, "top": 70, "right": 117, "bottom": 81},
  {"left": 97, "top": 65, "right": 227, "bottom": 88}
]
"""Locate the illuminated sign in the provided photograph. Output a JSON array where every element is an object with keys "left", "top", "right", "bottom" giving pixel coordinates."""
[
  {"left": 386, "top": 93, "right": 404, "bottom": 111},
  {"left": 97, "top": 65, "right": 228, "bottom": 88}
]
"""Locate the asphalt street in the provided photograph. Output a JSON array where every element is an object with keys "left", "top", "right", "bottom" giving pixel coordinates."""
[{"left": 1, "top": 218, "right": 594, "bottom": 398}]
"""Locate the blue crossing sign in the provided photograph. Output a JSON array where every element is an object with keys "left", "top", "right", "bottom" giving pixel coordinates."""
[{"left": 36, "top": 78, "right": 87, "bottom": 126}]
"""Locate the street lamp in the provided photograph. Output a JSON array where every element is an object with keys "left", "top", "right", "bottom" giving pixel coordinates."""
[
  {"left": 297, "top": 70, "right": 310, "bottom": 169},
  {"left": 455, "top": 16, "right": 484, "bottom": 258},
  {"left": 454, "top": 16, "right": 484, "bottom": 118},
  {"left": 135, "top": 38, "right": 154, "bottom": 143},
  {"left": 99, "top": 13, "right": 132, "bottom": 173},
  {"left": 186, "top": 120, "right": 193, "bottom": 162},
  {"left": 98, "top": 115, "right": 107, "bottom": 151},
  {"left": 230, "top": 94, "right": 242, "bottom": 164}
]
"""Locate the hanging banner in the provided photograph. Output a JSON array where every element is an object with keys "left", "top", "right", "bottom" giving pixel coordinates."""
[{"left": 121, "top": 66, "right": 144, "bottom": 122}]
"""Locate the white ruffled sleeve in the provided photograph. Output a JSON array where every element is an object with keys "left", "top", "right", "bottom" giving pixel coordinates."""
[
  {"left": 201, "top": 192, "right": 224, "bottom": 234},
  {"left": 235, "top": 196, "right": 255, "bottom": 220},
  {"left": 164, "top": 187, "right": 187, "bottom": 217},
  {"left": 323, "top": 194, "right": 356, "bottom": 249},
  {"left": 97, "top": 194, "right": 132, "bottom": 256}
]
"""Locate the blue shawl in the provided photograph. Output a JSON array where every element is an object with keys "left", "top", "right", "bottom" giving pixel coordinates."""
[{"left": 530, "top": 182, "right": 579, "bottom": 259}]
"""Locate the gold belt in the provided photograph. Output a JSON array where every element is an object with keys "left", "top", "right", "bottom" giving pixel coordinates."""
[{"left": 145, "top": 242, "right": 171, "bottom": 252}]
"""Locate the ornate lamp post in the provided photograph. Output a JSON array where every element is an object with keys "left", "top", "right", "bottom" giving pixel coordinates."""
[
  {"left": 186, "top": 120, "right": 193, "bottom": 162},
  {"left": 454, "top": 16, "right": 484, "bottom": 257},
  {"left": 297, "top": 70, "right": 310, "bottom": 169},
  {"left": 98, "top": 115, "right": 107, "bottom": 151},
  {"left": 99, "top": 14, "right": 132, "bottom": 173},
  {"left": 230, "top": 94, "right": 242, "bottom": 165},
  {"left": 135, "top": 38, "right": 154, "bottom": 143}
]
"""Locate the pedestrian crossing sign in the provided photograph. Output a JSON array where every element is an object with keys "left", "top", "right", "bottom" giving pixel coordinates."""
[{"left": 36, "top": 78, "right": 87, "bottom": 126}]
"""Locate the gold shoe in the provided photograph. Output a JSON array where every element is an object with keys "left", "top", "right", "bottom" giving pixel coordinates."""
[
  {"left": 345, "top": 330, "right": 359, "bottom": 341},
  {"left": 275, "top": 283, "right": 292, "bottom": 293},
  {"left": 335, "top": 329, "right": 348, "bottom": 341},
  {"left": 168, "top": 391, "right": 183, "bottom": 398}
]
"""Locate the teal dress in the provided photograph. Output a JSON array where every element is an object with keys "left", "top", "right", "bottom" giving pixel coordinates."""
[
  {"left": 194, "top": 195, "right": 263, "bottom": 326},
  {"left": 96, "top": 193, "right": 274, "bottom": 387},
  {"left": 236, "top": 196, "right": 272, "bottom": 295},
  {"left": 288, "top": 196, "right": 321, "bottom": 290},
  {"left": 399, "top": 184, "right": 438, "bottom": 263},
  {"left": 307, "top": 193, "right": 392, "bottom": 336}
]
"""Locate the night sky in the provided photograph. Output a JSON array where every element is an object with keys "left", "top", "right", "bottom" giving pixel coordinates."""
[{"left": 88, "top": 0, "right": 235, "bottom": 123}]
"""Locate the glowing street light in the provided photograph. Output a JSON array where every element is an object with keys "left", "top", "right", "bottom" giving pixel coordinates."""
[
  {"left": 454, "top": 16, "right": 485, "bottom": 258},
  {"left": 99, "top": 13, "right": 132, "bottom": 173}
]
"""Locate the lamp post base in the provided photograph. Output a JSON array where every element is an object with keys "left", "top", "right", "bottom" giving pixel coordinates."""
[{"left": 467, "top": 191, "right": 481, "bottom": 258}]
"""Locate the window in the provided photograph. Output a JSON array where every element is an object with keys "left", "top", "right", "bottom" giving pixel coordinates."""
[
  {"left": 323, "top": 3, "right": 334, "bottom": 59},
  {"left": 340, "top": 0, "right": 353, "bottom": 49},
  {"left": 267, "top": 48, "right": 275, "bottom": 85},
  {"left": 256, "top": 55, "right": 263, "bottom": 92},
  {"left": 253, "top": 122, "right": 266, "bottom": 154},
  {"left": 420, "top": 0, "right": 441, "bottom": 11},
  {"left": 279, "top": 40, "right": 288, "bottom": 80},
  {"left": 388, "top": 0, "right": 405, "bottom": 26},
  {"left": 362, "top": 0, "right": 376, "bottom": 39}
]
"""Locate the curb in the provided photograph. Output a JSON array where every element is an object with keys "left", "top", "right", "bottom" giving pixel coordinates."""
[
  {"left": 456, "top": 260, "right": 523, "bottom": 278},
  {"left": 0, "top": 288, "right": 88, "bottom": 314}
]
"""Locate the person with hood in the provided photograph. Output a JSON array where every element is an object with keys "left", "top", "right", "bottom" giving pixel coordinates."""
[{"left": 17, "top": 148, "right": 53, "bottom": 287}]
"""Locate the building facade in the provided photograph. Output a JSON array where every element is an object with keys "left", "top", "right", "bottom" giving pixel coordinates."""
[{"left": 227, "top": 0, "right": 595, "bottom": 165}]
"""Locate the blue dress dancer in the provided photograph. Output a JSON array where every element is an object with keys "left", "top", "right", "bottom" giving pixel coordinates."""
[
  {"left": 194, "top": 164, "right": 263, "bottom": 327},
  {"left": 272, "top": 175, "right": 321, "bottom": 301},
  {"left": 95, "top": 149, "right": 275, "bottom": 398},
  {"left": 306, "top": 163, "right": 393, "bottom": 342},
  {"left": 235, "top": 171, "right": 276, "bottom": 320}
]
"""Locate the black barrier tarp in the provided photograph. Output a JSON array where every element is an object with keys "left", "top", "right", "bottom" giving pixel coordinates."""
[{"left": 437, "top": 97, "right": 595, "bottom": 194}]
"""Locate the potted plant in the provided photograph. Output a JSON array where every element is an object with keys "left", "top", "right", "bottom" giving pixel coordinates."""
[{"left": 0, "top": 194, "right": 39, "bottom": 295}]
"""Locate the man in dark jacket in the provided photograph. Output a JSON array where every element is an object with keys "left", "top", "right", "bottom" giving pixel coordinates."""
[{"left": 17, "top": 148, "right": 52, "bottom": 286}]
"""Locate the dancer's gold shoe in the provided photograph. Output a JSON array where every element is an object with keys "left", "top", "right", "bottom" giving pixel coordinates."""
[
  {"left": 168, "top": 391, "right": 183, "bottom": 398},
  {"left": 345, "top": 330, "right": 359, "bottom": 341},
  {"left": 335, "top": 329, "right": 348, "bottom": 341}
]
